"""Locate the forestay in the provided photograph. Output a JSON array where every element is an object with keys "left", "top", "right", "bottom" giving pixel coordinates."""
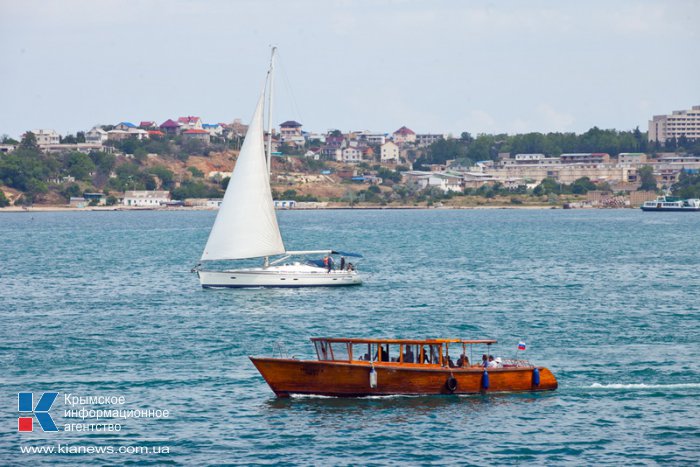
[{"left": 200, "top": 93, "right": 285, "bottom": 261}]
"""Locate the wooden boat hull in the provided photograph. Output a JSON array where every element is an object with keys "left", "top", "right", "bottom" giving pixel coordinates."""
[{"left": 250, "top": 357, "right": 558, "bottom": 397}]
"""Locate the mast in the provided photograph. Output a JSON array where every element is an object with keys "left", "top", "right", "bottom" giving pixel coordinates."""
[
  {"left": 266, "top": 46, "right": 277, "bottom": 176},
  {"left": 264, "top": 46, "right": 277, "bottom": 268}
]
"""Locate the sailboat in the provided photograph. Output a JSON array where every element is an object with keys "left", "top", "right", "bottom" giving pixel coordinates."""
[{"left": 194, "top": 48, "right": 363, "bottom": 289}]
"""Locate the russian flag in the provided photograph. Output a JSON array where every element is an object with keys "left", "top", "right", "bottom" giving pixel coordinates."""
[{"left": 518, "top": 341, "right": 527, "bottom": 351}]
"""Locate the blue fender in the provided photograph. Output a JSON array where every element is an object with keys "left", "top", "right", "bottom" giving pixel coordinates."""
[
  {"left": 532, "top": 367, "right": 540, "bottom": 386},
  {"left": 482, "top": 370, "right": 490, "bottom": 390}
]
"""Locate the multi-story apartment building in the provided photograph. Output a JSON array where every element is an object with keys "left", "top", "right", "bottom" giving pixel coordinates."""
[
  {"left": 560, "top": 153, "right": 610, "bottom": 164},
  {"left": 648, "top": 105, "right": 700, "bottom": 144},
  {"left": 30, "top": 129, "right": 60, "bottom": 146},
  {"left": 380, "top": 141, "right": 400, "bottom": 163},
  {"left": 415, "top": 133, "right": 444, "bottom": 147},
  {"left": 279, "top": 120, "right": 302, "bottom": 140}
]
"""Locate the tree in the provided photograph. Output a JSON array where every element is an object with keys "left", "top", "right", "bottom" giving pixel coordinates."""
[
  {"left": 0, "top": 190, "right": 9, "bottom": 207},
  {"left": 65, "top": 152, "right": 96, "bottom": 181},
  {"left": 671, "top": 172, "right": 700, "bottom": 198},
  {"left": 187, "top": 167, "right": 204, "bottom": 178},
  {"left": 638, "top": 166, "right": 657, "bottom": 191},
  {"left": 377, "top": 167, "right": 401, "bottom": 183},
  {"left": 149, "top": 166, "right": 175, "bottom": 189},
  {"left": 171, "top": 180, "right": 223, "bottom": 200},
  {"left": 533, "top": 177, "right": 561, "bottom": 196},
  {"left": 460, "top": 132, "right": 474, "bottom": 144},
  {"left": 570, "top": 177, "right": 596, "bottom": 194},
  {"left": 1, "top": 134, "right": 19, "bottom": 145},
  {"left": 61, "top": 183, "right": 82, "bottom": 201},
  {"left": 89, "top": 151, "right": 116, "bottom": 175},
  {"left": 19, "top": 132, "right": 39, "bottom": 151}
]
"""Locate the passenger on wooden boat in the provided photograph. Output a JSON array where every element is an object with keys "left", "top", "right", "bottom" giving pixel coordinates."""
[
  {"left": 456, "top": 354, "right": 469, "bottom": 367},
  {"left": 481, "top": 354, "right": 489, "bottom": 367},
  {"left": 403, "top": 346, "right": 415, "bottom": 363}
]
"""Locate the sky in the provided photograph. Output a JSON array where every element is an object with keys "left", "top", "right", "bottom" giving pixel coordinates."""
[{"left": 0, "top": 0, "right": 698, "bottom": 139}]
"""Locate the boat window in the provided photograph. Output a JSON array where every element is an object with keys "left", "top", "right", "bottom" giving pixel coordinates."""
[
  {"left": 330, "top": 342, "right": 350, "bottom": 361},
  {"left": 376, "top": 343, "right": 391, "bottom": 362},
  {"left": 370, "top": 343, "right": 379, "bottom": 362},
  {"left": 353, "top": 343, "right": 371, "bottom": 361},
  {"left": 427, "top": 345, "right": 441, "bottom": 364},
  {"left": 402, "top": 344, "right": 418, "bottom": 363},
  {"left": 314, "top": 340, "right": 331, "bottom": 361},
  {"left": 383, "top": 344, "right": 400, "bottom": 362}
]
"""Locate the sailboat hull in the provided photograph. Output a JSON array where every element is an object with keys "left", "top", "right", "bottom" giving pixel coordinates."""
[{"left": 198, "top": 266, "right": 362, "bottom": 288}]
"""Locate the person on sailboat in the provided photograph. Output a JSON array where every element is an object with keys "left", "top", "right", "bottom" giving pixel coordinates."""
[
  {"left": 327, "top": 255, "right": 335, "bottom": 272},
  {"left": 340, "top": 256, "right": 346, "bottom": 271}
]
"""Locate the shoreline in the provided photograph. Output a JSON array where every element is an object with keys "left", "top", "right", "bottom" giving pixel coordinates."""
[{"left": 0, "top": 204, "right": 623, "bottom": 213}]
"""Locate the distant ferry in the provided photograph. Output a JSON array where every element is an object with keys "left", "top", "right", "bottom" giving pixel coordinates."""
[{"left": 641, "top": 196, "right": 700, "bottom": 212}]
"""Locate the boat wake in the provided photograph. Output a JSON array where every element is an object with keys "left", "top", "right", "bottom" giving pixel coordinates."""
[
  {"left": 290, "top": 394, "right": 419, "bottom": 400},
  {"left": 587, "top": 382, "right": 700, "bottom": 390}
]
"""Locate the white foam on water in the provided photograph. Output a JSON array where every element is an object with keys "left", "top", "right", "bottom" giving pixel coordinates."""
[
  {"left": 587, "top": 382, "right": 700, "bottom": 390},
  {"left": 289, "top": 393, "right": 418, "bottom": 400}
]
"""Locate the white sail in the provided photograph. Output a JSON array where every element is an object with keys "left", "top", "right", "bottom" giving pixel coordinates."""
[{"left": 200, "top": 93, "right": 285, "bottom": 261}]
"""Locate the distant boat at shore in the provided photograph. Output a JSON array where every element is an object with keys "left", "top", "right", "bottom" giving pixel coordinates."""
[{"left": 640, "top": 196, "right": 700, "bottom": 212}]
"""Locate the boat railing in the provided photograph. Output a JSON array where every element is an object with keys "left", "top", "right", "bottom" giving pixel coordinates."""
[{"left": 273, "top": 341, "right": 288, "bottom": 359}]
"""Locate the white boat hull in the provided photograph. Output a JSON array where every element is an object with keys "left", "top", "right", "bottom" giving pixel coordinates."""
[{"left": 198, "top": 264, "right": 362, "bottom": 288}]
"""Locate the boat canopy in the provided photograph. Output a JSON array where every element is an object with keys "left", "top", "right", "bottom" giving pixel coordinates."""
[
  {"left": 285, "top": 250, "right": 363, "bottom": 258},
  {"left": 310, "top": 337, "right": 497, "bottom": 345}
]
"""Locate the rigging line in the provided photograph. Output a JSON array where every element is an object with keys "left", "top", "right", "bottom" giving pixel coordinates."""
[{"left": 276, "top": 52, "right": 304, "bottom": 127}]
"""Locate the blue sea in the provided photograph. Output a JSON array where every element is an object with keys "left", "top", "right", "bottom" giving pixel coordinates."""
[{"left": 1, "top": 208, "right": 699, "bottom": 465}]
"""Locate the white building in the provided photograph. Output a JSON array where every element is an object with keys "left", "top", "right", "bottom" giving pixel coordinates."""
[
  {"left": 416, "top": 134, "right": 444, "bottom": 147},
  {"left": 648, "top": 105, "right": 700, "bottom": 144},
  {"left": 107, "top": 130, "right": 130, "bottom": 141},
  {"left": 515, "top": 153, "right": 546, "bottom": 162},
  {"left": 178, "top": 116, "right": 203, "bottom": 131},
  {"left": 401, "top": 171, "right": 462, "bottom": 192},
  {"left": 122, "top": 190, "right": 170, "bottom": 207},
  {"left": 304, "top": 150, "right": 321, "bottom": 160},
  {"left": 30, "top": 129, "right": 60, "bottom": 146},
  {"left": 380, "top": 141, "right": 400, "bottom": 163},
  {"left": 342, "top": 147, "right": 363, "bottom": 163},
  {"left": 202, "top": 123, "right": 224, "bottom": 137},
  {"left": 85, "top": 127, "right": 108, "bottom": 145},
  {"left": 426, "top": 173, "right": 462, "bottom": 192},
  {"left": 355, "top": 131, "right": 387, "bottom": 145},
  {"left": 127, "top": 128, "right": 150, "bottom": 140},
  {"left": 322, "top": 147, "right": 342, "bottom": 161},
  {"left": 618, "top": 153, "right": 647, "bottom": 165}
]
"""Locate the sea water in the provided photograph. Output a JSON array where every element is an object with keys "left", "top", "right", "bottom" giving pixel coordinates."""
[{"left": 1, "top": 209, "right": 698, "bottom": 464}]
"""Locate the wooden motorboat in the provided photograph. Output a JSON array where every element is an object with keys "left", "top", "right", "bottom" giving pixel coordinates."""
[{"left": 250, "top": 337, "right": 558, "bottom": 397}]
